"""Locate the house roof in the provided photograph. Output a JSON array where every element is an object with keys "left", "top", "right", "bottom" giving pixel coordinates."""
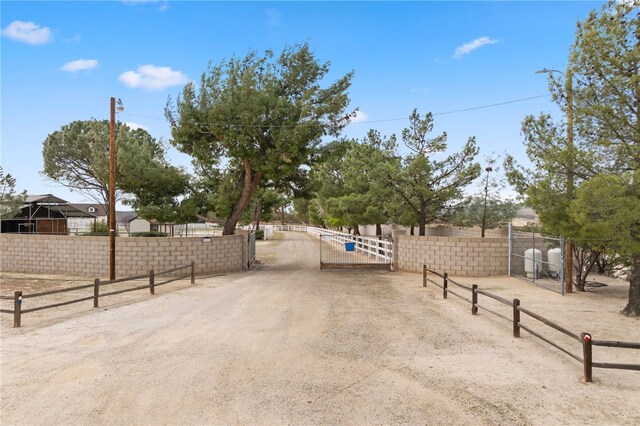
[
  {"left": 25, "top": 194, "right": 69, "bottom": 204},
  {"left": 68, "top": 203, "right": 108, "bottom": 217},
  {"left": 117, "top": 211, "right": 140, "bottom": 224},
  {"left": 17, "top": 195, "right": 97, "bottom": 219}
]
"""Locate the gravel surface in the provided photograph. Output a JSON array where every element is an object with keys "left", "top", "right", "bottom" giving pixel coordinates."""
[{"left": 1, "top": 231, "right": 638, "bottom": 425}]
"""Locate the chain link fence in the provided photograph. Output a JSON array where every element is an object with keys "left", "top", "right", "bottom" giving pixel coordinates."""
[{"left": 508, "top": 223, "right": 566, "bottom": 294}]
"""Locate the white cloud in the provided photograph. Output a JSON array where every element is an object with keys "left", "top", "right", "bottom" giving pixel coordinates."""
[
  {"left": 123, "top": 0, "right": 170, "bottom": 11},
  {"left": 453, "top": 36, "right": 498, "bottom": 59},
  {"left": 60, "top": 59, "right": 98, "bottom": 73},
  {"left": 267, "top": 9, "right": 282, "bottom": 29},
  {"left": 65, "top": 34, "right": 82, "bottom": 43},
  {"left": 118, "top": 65, "right": 188, "bottom": 90},
  {"left": 124, "top": 122, "right": 149, "bottom": 131},
  {"left": 1, "top": 20, "right": 52, "bottom": 45},
  {"left": 350, "top": 110, "right": 368, "bottom": 124}
]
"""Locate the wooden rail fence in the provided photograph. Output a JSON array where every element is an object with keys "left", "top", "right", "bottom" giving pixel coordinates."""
[
  {"left": 1, "top": 262, "right": 195, "bottom": 328},
  {"left": 422, "top": 264, "right": 640, "bottom": 383}
]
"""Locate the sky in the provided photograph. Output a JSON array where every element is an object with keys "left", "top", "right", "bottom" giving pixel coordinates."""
[{"left": 1, "top": 0, "right": 606, "bottom": 204}]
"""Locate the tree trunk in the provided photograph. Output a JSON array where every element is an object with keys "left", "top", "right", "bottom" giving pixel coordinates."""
[
  {"left": 418, "top": 201, "right": 427, "bottom": 236},
  {"left": 255, "top": 211, "right": 262, "bottom": 231},
  {"left": 280, "top": 206, "right": 285, "bottom": 225},
  {"left": 353, "top": 225, "right": 360, "bottom": 235},
  {"left": 222, "top": 160, "right": 262, "bottom": 235},
  {"left": 376, "top": 223, "right": 382, "bottom": 236},
  {"left": 410, "top": 226, "right": 414, "bottom": 236},
  {"left": 622, "top": 255, "right": 640, "bottom": 316}
]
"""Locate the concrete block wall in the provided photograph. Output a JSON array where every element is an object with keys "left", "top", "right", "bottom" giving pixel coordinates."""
[
  {"left": 0, "top": 234, "right": 246, "bottom": 278},
  {"left": 394, "top": 234, "right": 509, "bottom": 276}
]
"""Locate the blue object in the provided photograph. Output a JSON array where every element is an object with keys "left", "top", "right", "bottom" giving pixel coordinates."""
[{"left": 345, "top": 242, "right": 355, "bottom": 251}]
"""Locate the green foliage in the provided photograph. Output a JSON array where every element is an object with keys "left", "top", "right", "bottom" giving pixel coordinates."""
[
  {"left": 42, "top": 120, "right": 189, "bottom": 222},
  {"left": 506, "top": 1, "right": 640, "bottom": 314},
  {"left": 570, "top": 173, "right": 640, "bottom": 258},
  {"left": 452, "top": 196, "right": 518, "bottom": 230},
  {"left": 130, "top": 231, "right": 169, "bottom": 237},
  {"left": 82, "top": 220, "right": 111, "bottom": 236},
  {"left": 92, "top": 220, "right": 109, "bottom": 233},
  {"left": 292, "top": 197, "right": 310, "bottom": 224},
  {"left": 255, "top": 229, "right": 265, "bottom": 240},
  {"left": 166, "top": 43, "right": 353, "bottom": 235},
  {"left": 0, "top": 166, "right": 26, "bottom": 219},
  {"left": 313, "top": 131, "right": 399, "bottom": 232},
  {"left": 386, "top": 110, "right": 480, "bottom": 235}
]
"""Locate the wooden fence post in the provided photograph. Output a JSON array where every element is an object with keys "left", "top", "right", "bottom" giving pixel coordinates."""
[
  {"left": 93, "top": 279, "right": 100, "bottom": 308},
  {"left": 581, "top": 332, "right": 593, "bottom": 383},
  {"left": 443, "top": 272, "right": 448, "bottom": 299},
  {"left": 471, "top": 284, "right": 478, "bottom": 315},
  {"left": 13, "top": 291, "right": 22, "bottom": 328},
  {"left": 149, "top": 270, "right": 155, "bottom": 295},
  {"left": 191, "top": 261, "right": 195, "bottom": 284},
  {"left": 513, "top": 299, "right": 521, "bottom": 338},
  {"left": 423, "top": 265, "right": 427, "bottom": 287}
]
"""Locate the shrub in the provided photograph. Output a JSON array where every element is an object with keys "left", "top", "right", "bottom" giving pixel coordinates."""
[
  {"left": 131, "top": 231, "right": 168, "bottom": 237},
  {"left": 255, "top": 230, "right": 265, "bottom": 240}
]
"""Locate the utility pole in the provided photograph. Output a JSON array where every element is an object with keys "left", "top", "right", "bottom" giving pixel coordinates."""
[
  {"left": 109, "top": 97, "right": 116, "bottom": 280},
  {"left": 481, "top": 166, "right": 493, "bottom": 238},
  {"left": 536, "top": 67, "right": 574, "bottom": 293},
  {"left": 564, "top": 68, "right": 574, "bottom": 294}
]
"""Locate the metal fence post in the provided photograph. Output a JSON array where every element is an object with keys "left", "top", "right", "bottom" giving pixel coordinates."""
[
  {"left": 13, "top": 291, "right": 22, "bottom": 328},
  {"left": 191, "top": 261, "right": 195, "bottom": 284},
  {"left": 513, "top": 299, "right": 521, "bottom": 338},
  {"left": 581, "top": 332, "right": 593, "bottom": 382},
  {"left": 93, "top": 279, "right": 100, "bottom": 308},
  {"left": 472, "top": 284, "right": 478, "bottom": 315},
  {"left": 149, "top": 270, "right": 155, "bottom": 295},
  {"left": 423, "top": 264, "right": 427, "bottom": 287},
  {"left": 443, "top": 272, "right": 448, "bottom": 299}
]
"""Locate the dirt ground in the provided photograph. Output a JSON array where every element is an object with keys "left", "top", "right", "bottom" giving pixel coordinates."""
[{"left": 1, "top": 231, "right": 638, "bottom": 425}]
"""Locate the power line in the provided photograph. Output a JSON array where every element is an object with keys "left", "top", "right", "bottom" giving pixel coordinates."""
[{"left": 121, "top": 94, "right": 550, "bottom": 128}]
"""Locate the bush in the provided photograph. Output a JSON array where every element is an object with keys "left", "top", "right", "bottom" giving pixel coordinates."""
[
  {"left": 255, "top": 230, "right": 264, "bottom": 240},
  {"left": 131, "top": 231, "right": 168, "bottom": 237}
]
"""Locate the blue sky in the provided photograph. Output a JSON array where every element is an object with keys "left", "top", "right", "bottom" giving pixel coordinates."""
[{"left": 1, "top": 0, "right": 604, "bottom": 204}]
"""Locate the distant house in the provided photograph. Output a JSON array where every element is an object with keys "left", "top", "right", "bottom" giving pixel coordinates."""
[
  {"left": 117, "top": 211, "right": 150, "bottom": 234},
  {"left": 512, "top": 207, "right": 539, "bottom": 227},
  {"left": 1, "top": 194, "right": 96, "bottom": 235},
  {"left": 67, "top": 203, "right": 108, "bottom": 234}
]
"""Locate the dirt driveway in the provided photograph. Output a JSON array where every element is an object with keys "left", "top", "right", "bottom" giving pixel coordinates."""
[{"left": 1, "top": 231, "right": 638, "bottom": 425}]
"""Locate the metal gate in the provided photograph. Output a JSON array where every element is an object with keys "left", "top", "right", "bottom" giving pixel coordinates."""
[
  {"left": 248, "top": 231, "right": 256, "bottom": 268},
  {"left": 320, "top": 234, "right": 392, "bottom": 270}
]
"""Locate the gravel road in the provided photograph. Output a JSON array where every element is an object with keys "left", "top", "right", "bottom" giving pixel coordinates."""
[{"left": 1, "top": 231, "right": 638, "bottom": 425}]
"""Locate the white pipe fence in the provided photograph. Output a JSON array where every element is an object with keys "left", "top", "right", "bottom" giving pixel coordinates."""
[{"left": 271, "top": 224, "right": 393, "bottom": 262}]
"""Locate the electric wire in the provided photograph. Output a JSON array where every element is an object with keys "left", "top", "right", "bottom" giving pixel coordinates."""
[{"left": 121, "top": 94, "right": 551, "bottom": 128}]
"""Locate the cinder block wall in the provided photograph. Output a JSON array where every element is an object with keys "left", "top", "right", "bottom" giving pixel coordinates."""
[
  {"left": 0, "top": 234, "right": 245, "bottom": 278},
  {"left": 394, "top": 234, "right": 509, "bottom": 276}
]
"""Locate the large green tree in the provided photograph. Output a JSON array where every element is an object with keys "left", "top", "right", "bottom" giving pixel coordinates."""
[
  {"left": 0, "top": 166, "right": 27, "bottom": 219},
  {"left": 507, "top": 1, "right": 640, "bottom": 315},
  {"left": 315, "top": 131, "right": 397, "bottom": 235},
  {"left": 385, "top": 110, "right": 480, "bottom": 235},
  {"left": 42, "top": 119, "right": 189, "bottom": 222},
  {"left": 165, "top": 44, "right": 353, "bottom": 235}
]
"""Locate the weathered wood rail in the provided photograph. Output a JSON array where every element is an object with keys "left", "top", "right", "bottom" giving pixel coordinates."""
[
  {"left": 1, "top": 262, "right": 195, "bottom": 328},
  {"left": 422, "top": 265, "right": 640, "bottom": 383}
]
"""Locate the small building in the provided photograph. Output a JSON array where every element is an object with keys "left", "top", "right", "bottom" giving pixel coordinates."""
[
  {"left": 117, "top": 211, "right": 151, "bottom": 234},
  {"left": 1, "top": 194, "right": 96, "bottom": 235}
]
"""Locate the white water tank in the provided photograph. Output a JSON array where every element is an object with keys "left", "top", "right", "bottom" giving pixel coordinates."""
[
  {"left": 547, "top": 248, "right": 562, "bottom": 277},
  {"left": 524, "top": 249, "right": 542, "bottom": 278}
]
